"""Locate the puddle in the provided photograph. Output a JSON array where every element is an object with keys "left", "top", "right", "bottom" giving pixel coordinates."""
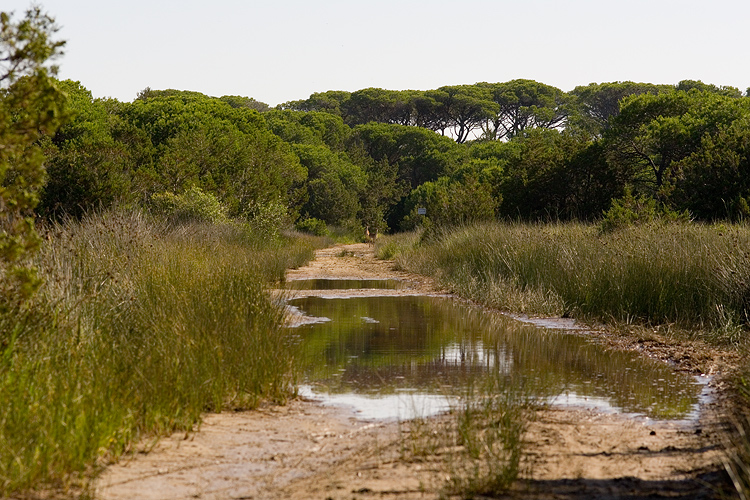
[
  {"left": 286, "top": 278, "right": 407, "bottom": 290},
  {"left": 287, "top": 293, "right": 707, "bottom": 422}
]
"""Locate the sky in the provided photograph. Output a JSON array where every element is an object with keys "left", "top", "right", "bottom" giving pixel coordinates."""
[{"left": 4, "top": 0, "right": 749, "bottom": 106}]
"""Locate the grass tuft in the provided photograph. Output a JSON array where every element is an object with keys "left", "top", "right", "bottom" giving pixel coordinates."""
[{"left": 400, "top": 372, "right": 537, "bottom": 498}]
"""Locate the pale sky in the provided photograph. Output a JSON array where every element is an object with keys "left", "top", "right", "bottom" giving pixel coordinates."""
[{"left": 4, "top": 0, "right": 749, "bottom": 105}]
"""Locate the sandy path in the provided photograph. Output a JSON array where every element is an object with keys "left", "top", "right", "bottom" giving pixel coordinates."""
[{"left": 94, "top": 243, "right": 732, "bottom": 500}]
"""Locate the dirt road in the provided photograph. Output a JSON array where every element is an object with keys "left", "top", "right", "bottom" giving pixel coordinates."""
[{"left": 95, "top": 243, "right": 734, "bottom": 500}]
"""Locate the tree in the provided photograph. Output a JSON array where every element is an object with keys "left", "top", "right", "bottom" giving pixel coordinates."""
[
  {"left": 305, "top": 174, "right": 359, "bottom": 226},
  {"left": 342, "top": 87, "right": 414, "bottom": 126},
  {"left": 39, "top": 80, "right": 135, "bottom": 218},
  {"left": 434, "top": 85, "right": 496, "bottom": 143},
  {"left": 292, "top": 143, "right": 365, "bottom": 225},
  {"left": 493, "top": 129, "right": 574, "bottom": 219},
  {"left": 123, "top": 91, "right": 306, "bottom": 218},
  {"left": 219, "top": 95, "right": 269, "bottom": 112},
  {"left": 356, "top": 154, "right": 408, "bottom": 234},
  {"left": 605, "top": 89, "right": 746, "bottom": 201},
  {"left": 408, "top": 90, "right": 445, "bottom": 131},
  {"left": 480, "top": 79, "right": 568, "bottom": 140},
  {"left": 1, "top": 7, "right": 66, "bottom": 302},
  {"left": 569, "top": 81, "right": 671, "bottom": 136},
  {"left": 159, "top": 121, "right": 304, "bottom": 217},
  {"left": 403, "top": 173, "right": 497, "bottom": 230},
  {"left": 348, "top": 123, "right": 466, "bottom": 229},
  {"left": 264, "top": 109, "right": 350, "bottom": 150},
  {"left": 675, "top": 80, "right": 742, "bottom": 98},
  {"left": 349, "top": 122, "right": 463, "bottom": 189},
  {"left": 279, "top": 90, "right": 351, "bottom": 115},
  {"left": 672, "top": 112, "right": 750, "bottom": 220}
]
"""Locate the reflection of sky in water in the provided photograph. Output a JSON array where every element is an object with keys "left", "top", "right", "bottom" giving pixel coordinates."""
[
  {"left": 549, "top": 375, "right": 710, "bottom": 423},
  {"left": 299, "top": 385, "right": 453, "bottom": 420},
  {"left": 300, "top": 378, "right": 711, "bottom": 422},
  {"left": 288, "top": 291, "right": 706, "bottom": 422}
]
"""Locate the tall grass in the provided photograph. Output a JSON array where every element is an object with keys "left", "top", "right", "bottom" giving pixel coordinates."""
[
  {"left": 0, "top": 211, "right": 318, "bottom": 495},
  {"left": 725, "top": 372, "right": 750, "bottom": 500},
  {"left": 395, "top": 222, "right": 750, "bottom": 341}
]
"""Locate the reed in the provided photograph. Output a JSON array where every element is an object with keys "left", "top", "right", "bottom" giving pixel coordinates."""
[
  {"left": 0, "top": 211, "right": 318, "bottom": 495},
  {"left": 374, "top": 230, "right": 421, "bottom": 261},
  {"left": 442, "top": 375, "right": 530, "bottom": 497},
  {"left": 725, "top": 373, "right": 750, "bottom": 500},
  {"left": 395, "top": 221, "right": 750, "bottom": 339}
]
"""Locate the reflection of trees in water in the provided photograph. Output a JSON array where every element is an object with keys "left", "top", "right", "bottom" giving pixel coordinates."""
[
  {"left": 317, "top": 347, "right": 511, "bottom": 395},
  {"left": 292, "top": 296, "right": 701, "bottom": 419}
]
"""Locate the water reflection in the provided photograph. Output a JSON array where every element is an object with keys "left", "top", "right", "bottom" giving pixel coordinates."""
[{"left": 288, "top": 295, "right": 704, "bottom": 421}]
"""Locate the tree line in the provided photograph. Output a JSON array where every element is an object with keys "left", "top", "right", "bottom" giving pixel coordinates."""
[
  {"left": 32, "top": 78, "right": 750, "bottom": 232},
  {"left": 4, "top": 8, "right": 750, "bottom": 249}
]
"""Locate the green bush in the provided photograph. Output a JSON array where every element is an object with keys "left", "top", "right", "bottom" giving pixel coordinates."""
[
  {"left": 150, "top": 186, "right": 228, "bottom": 223},
  {"left": 245, "top": 199, "right": 289, "bottom": 242},
  {"left": 295, "top": 217, "right": 329, "bottom": 236},
  {"left": 600, "top": 187, "right": 691, "bottom": 233}
]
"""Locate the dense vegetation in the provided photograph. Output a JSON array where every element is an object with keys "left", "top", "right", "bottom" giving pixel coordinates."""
[
  {"left": 1, "top": 9, "right": 323, "bottom": 494},
  {"left": 1, "top": 212, "right": 318, "bottom": 493},
  {"left": 13, "top": 61, "right": 749, "bottom": 239},
  {"left": 3, "top": 4, "right": 750, "bottom": 497},
  {"left": 28, "top": 79, "right": 750, "bottom": 235}
]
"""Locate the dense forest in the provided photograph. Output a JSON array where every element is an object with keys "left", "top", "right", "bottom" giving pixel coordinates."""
[{"left": 27, "top": 76, "right": 750, "bottom": 235}]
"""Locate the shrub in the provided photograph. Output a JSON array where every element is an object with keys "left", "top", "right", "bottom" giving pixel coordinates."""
[
  {"left": 295, "top": 217, "right": 329, "bottom": 236},
  {"left": 600, "top": 187, "right": 691, "bottom": 233},
  {"left": 245, "top": 199, "right": 289, "bottom": 242},
  {"left": 150, "top": 186, "right": 228, "bottom": 223}
]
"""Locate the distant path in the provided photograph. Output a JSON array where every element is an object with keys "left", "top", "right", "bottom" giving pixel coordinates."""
[
  {"left": 95, "top": 243, "right": 730, "bottom": 500},
  {"left": 285, "top": 242, "right": 441, "bottom": 293}
]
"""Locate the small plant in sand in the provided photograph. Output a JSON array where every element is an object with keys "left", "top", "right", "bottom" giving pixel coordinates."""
[{"left": 401, "top": 374, "right": 534, "bottom": 498}]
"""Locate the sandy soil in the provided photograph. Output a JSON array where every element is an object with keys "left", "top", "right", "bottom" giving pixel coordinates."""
[{"left": 94, "top": 243, "right": 737, "bottom": 500}]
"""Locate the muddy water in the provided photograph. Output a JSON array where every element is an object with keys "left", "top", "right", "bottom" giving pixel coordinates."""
[{"left": 287, "top": 292, "right": 706, "bottom": 421}]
